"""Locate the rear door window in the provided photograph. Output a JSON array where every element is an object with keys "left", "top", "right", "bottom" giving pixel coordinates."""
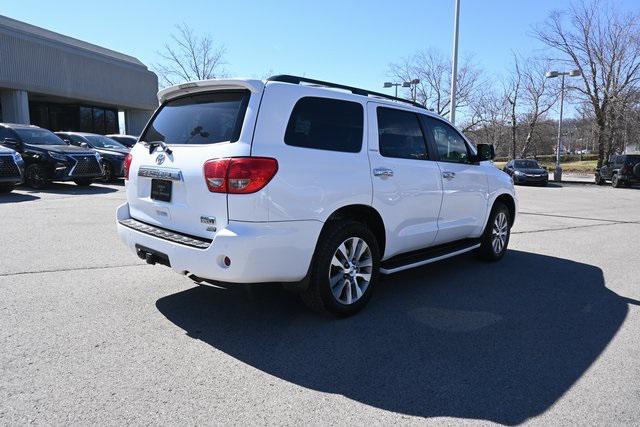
[
  {"left": 376, "top": 107, "right": 428, "bottom": 160},
  {"left": 141, "top": 91, "right": 250, "bottom": 145},
  {"left": 284, "top": 97, "right": 363, "bottom": 153}
]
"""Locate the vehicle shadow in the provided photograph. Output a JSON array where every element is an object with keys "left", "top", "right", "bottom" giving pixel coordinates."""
[
  {"left": 18, "top": 182, "right": 119, "bottom": 195},
  {"left": 156, "top": 250, "right": 633, "bottom": 425},
  {"left": 0, "top": 192, "right": 40, "bottom": 203}
]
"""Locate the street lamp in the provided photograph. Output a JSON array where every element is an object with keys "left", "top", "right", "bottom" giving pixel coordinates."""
[
  {"left": 383, "top": 82, "right": 401, "bottom": 98},
  {"left": 384, "top": 79, "right": 420, "bottom": 102},
  {"left": 402, "top": 79, "right": 420, "bottom": 102},
  {"left": 545, "top": 69, "right": 581, "bottom": 182}
]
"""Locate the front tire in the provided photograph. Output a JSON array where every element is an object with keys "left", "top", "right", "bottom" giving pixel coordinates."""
[
  {"left": 101, "top": 162, "right": 113, "bottom": 182},
  {"left": 0, "top": 183, "right": 15, "bottom": 194},
  {"left": 595, "top": 173, "right": 605, "bottom": 185},
  {"left": 611, "top": 174, "right": 623, "bottom": 188},
  {"left": 74, "top": 179, "right": 92, "bottom": 187},
  {"left": 25, "top": 164, "right": 48, "bottom": 189},
  {"left": 301, "top": 221, "right": 380, "bottom": 317},
  {"left": 477, "top": 202, "right": 511, "bottom": 262}
]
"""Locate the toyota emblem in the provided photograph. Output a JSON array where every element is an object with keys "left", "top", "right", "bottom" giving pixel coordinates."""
[{"left": 156, "top": 153, "right": 165, "bottom": 165}]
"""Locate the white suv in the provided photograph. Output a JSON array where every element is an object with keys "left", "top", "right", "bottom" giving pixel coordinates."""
[{"left": 117, "top": 75, "right": 517, "bottom": 316}]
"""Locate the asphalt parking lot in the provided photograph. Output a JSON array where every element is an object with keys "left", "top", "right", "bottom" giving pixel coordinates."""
[{"left": 1, "top": 182, "right": 639, "bottom": 425}]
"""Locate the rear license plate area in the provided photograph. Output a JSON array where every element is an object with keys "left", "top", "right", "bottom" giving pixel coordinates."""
[{"left": 151, "top": 179, "right": 172, "bottom": 202}]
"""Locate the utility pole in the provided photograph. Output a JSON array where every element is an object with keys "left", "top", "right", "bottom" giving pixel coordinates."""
[{"left": 449, "top": 0, "right": 460, "bottom": 124}]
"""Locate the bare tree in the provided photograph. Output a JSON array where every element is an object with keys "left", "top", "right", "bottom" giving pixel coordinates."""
[
  {"left": 154, "top": 23, "right": 227, "bottom": 87},
  {"left": 464, "top": 87, "right": 510, "bottom": 153},
  {"left": 388, "top": 49, "right": 482, "bottom": 117},
  {"left": 519, "top": 60, "right": 559, "bottom": 157},
  {"left": 534, "top": 0, "right": 640, "bottom": 167}
]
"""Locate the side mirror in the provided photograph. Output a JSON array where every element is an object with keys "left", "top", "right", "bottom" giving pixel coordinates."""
[
  {"left": 80, "top": 142, "right": 89, "bottom": 148},
  {"left": 474, "top": 144, "right": 495, "bottom": 162},
  {"left": 542, "top": 166, "right": 548, "bottom": 171},
  {"left": 3, "top": 137, "right": 22, "bottom": 149}
]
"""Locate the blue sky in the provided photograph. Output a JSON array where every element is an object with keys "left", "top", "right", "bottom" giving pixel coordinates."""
[{"left": 3, "top": 0, "right": 638, "bottom": 99}]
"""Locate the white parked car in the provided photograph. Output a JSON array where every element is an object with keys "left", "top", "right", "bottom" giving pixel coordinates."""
[{"left": 117, "top": 75, "right": 517, "bottom": 316}]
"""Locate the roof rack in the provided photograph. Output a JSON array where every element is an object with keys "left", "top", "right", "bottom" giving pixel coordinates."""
[{"left": 267, "top": 75, "right": 426, "bottom": 109}]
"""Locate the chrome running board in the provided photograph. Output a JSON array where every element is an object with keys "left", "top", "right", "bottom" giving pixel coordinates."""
[{"left": 380, "top": 243, "right": 481, "bottom": 275}]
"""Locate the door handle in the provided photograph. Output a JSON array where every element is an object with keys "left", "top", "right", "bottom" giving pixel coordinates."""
[
  {"left": 442, "top": 171, "right": 456, "bottom": 180},
  {"left": 373, "top": 167, "right": 394, "bottom": 177}
]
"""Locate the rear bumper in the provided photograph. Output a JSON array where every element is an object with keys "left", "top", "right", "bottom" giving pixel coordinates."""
[{"left": 116, "top": 203, "right": 323, "bottom": 283}]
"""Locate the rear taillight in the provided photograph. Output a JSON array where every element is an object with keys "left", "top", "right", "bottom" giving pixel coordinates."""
[
  {"left": 203, "top": 157, "right": 278, "bottom": 194},
  {"left": 123, "top": 153, "right": 133, "bottom": 180}
]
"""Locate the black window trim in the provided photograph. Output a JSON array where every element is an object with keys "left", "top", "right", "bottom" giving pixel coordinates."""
[
  {"left": 139, "top": 89, "right": 251, "bottom": 146},
  {"left": 284, "top": 95, "right": 365, "bottom": 154},
  {"left": 375, "top": 106, "right": 431, "bottom": 161},
  {"left": 421, "top": 115, "right": 476, "bottom": 165}
]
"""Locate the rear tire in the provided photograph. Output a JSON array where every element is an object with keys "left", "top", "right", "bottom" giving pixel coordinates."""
[
  {"left": 301, "top": 221, "right": 380, "bottom": 317},
  {"left": 0, "top": 183, "right": 15, "bottom": 194},
  {"left": 477, "top": 202, "right": 511, "bottom": 262}
]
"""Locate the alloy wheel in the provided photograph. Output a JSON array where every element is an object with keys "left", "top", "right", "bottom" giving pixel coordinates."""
[
  {"left": 328, "top": 237, "right": 373, "bottom": 305},
  {"left": 491, "top": 212, "right": 508, "bottom": 254},
  {"left": 102, "top": 163, "right": 113, "bottom": 182},
  {"left": 27, "top": 165, "right": 46, "bottom": 188}
]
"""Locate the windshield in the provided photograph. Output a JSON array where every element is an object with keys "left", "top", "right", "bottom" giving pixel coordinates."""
[
  {"left": 14, "top": 128, "right": 66, "bottom": 146},
  {"left": 84, "top": 135, "right": 126, "bottom": 149},
  {"left": 141, "top": 90, "right": 250, "bottom": 145},
  {"left": 624, "top": 155, "right": 640, "bottom": 164},
  {"left": 514, "top": 160, "right": 540, "bottom": 169}
]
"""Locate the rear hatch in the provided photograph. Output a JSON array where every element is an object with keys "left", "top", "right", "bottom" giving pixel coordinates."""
[{"left": 126, "top": 80, "right": 264, "bottom": 239}]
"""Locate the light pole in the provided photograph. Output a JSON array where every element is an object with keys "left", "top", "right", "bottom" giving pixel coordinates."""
[
  {"left": 545, "top": 69, "right": 581, "bottom": 182},
  {"left": 402, "top": 79, "right": 420, "bottom": 102},
  {"left": 450, "top": 0, "right": 461, "bottom": 124},
  {"left": 383, "top": 82, "right": 401, "bottom": 98}
]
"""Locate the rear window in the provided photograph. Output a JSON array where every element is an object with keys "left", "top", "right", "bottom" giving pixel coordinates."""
[
  {"left": 284, "top": 97, "right": 363, "bottom": 153},
  {"left": 141, "top": 91, "right": 249, "bottom": 145}
]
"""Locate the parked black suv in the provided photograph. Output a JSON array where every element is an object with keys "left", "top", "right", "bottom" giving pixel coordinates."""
[
  {"left": 595, "top": 154, "right": 640, "bottom": 188},
  {"left": 0, "top": 123, "right": 103, "bottom": 189},
  {"left": 56, "top": 132, "right": 129, "bottom": 181},
  {"left": 503, "top": 159, "right": 549, "bottom": 186},
  {"left": 0, "top": 145, "right": 25, "bottom": 194}
]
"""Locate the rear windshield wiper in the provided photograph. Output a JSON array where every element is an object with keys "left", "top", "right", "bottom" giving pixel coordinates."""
[{"left": 141, "top": 140, "right": 172, "bottom": 155}]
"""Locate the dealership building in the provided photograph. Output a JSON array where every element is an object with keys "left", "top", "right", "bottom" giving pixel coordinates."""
[{"left": 0, "top": 15, "right": 158, "bottom": 136}]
